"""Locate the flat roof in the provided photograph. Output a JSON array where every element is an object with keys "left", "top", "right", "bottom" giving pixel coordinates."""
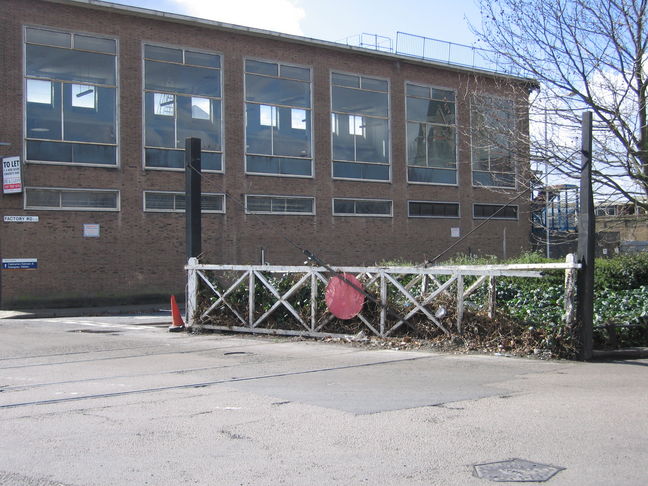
[{"left": 44, "top": 0, "right": 538, "bottom": 87}]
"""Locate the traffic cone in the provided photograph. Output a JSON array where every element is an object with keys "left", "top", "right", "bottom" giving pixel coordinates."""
[{"left": 168, "top": 295, "right": 185, "bottom": 332}]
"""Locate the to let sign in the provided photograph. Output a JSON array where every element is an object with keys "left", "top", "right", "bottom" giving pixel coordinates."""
[{"left": 2, "top": 156, "right": 22, "bottom": 194}]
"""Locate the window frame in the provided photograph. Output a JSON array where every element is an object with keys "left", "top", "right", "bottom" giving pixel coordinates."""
[
  {"left": 142, "top": 42, "right": 224, "bottom": 173},
  {"left": 408, "top": 200, "right": 460, "bottom": 219},
  {"left": 24, "top": 187, "right": 120, "bottom": 211},
  {"left": 244, "top": 58, "right": 313, "bottom": 179},
  {"left": 143, "top": 190, "right": 225, "bottom": 213},
  {"left": 405, "top": 81, "right": 458, "bottom": 186},
  {"left": 244, "top": 194, "right": 316, "bottom": 215},
  {"left": 23, "top": 26, "right": 119, "bottom": 168},
  {"left": 330, "top": 71, "right": 391, "bottom": 183},
  {"left": 472, "top": 203, "right": 519, "bottom": 220},
  {"left": 332, "top": 197, "right": 393, "bottom": 217}
]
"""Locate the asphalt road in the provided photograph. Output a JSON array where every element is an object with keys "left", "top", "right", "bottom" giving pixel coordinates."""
[{"left": 0, "top": 315, "right": 646, "bottom": 485}]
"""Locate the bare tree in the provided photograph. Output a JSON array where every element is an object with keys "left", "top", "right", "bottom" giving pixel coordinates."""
[{"left": 472, "top": 0, "right": 648, "bottom": 209}]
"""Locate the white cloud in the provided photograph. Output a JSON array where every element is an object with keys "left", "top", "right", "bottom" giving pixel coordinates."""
[{"left": 170, "top": 0, "right": 306, "bottom": 35}]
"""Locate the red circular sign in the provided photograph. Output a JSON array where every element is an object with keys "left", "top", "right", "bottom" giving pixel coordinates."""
[{"left": 325, "top": 273, "right": 365, "bottom": 320}]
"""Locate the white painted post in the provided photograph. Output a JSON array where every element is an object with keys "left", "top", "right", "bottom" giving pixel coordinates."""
[
  {"left": 380, "top": 270, "right": 387, "bottom": 336},
  {"left": 564, "top": 253, "right": 577, "bottom": 326},
  {"left": 310, "top": 270, "right": 317, "bottom": 331},
  {"left": 186, "top": 257, "right": 199, "bottom": 328},
  {"left": 488, "top": 276, "right": 497, "bottom": 319},
  {"left": 456, "top": 274, "right": 464, "bottom": 334},
  {"left": 249, "top": 271, "right": 255, "bottom": 327}
]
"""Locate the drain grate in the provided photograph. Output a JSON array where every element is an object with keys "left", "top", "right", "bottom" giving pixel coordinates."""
[{"left": 474, "top": 458, "right": 565, "bottom": 482}]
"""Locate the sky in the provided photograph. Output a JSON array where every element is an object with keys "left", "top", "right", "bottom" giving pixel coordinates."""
[{"left": 108, "top": 0, "right": 484, "bottom": 48}]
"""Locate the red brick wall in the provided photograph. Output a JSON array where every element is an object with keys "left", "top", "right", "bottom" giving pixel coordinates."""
[{"left": 0, "top": 0, "right": 531, "bottom": 307}]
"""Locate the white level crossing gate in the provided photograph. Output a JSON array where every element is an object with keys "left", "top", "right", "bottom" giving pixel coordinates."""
[{"left": 185, "top": 256, "right": 581, "bottom": 338}]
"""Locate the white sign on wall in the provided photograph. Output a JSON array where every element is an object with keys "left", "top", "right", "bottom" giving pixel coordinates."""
[
  {"left": 2, "top": 156, "right": 22, "bottom": 194},
  {"left": 4, "top": 216, "right": 39, "bottom": 223},
  {"left": 451, "top": 227, "right": 460, "bottom": 238},
  {"left": 83, "top": 224, "right": 100, "bottom": 238}
]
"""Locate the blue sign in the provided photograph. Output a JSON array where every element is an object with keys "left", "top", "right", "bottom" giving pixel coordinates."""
[{"left": 2, "top": 258, "right": 37, "bottom": 270}]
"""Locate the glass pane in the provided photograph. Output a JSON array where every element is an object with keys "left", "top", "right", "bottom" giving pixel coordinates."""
[
  {"left": 333, "top": 161, "right": 389, "bottom": 181},
  {"left": 332, "top": 86, "right": 387, "bottom": 116},
  {"left": 406, "top": 84, "right": 429, "bottom": 98},
  {"left": 407, "top": 97, "right": 455, "bottom": 124},
  {"left": 71, "top": 84, "right": 96, "bottom": 109},
  {"left": 191, "top": 97, "right": 211, "bottom": 120},
  {"left": 407, "top": 122, "right": 427, "bottom": 166},
  {"left": 146, "top": 192, "right": 176, "bottom": 210},
  {"left": 246, "top": 103, "right": 272, "bottom": 154},
  {"left": 185, "top": 51, "right": 220, "bottom": 68},
  {"left": 146, "top": 93, "right": 175, "bottom": 148},
  {"left": 246, "top": 156, "right": 311, "bottom": 176},
  {"left": 409, "top": 202, "right": 459, "bottom": 217},
  {"left": 245, "top": 60, "right": 278, "bottom": 76},
  {"left": 26, "top": 189, "right": 60, "bottom": 207},
  {"left": 201, "top": 194, "right": 223, "bottom": 211},
  {"left": 432, "top": 88, "right": 455, "bottom": 102},
  {"left": 280, "top": 65, "right": 310, "bottom": 81},
  {"left": 284, "top": 197, "right": 312, "bottom": 213},
  {"left": 27, "top": 79, "right": 53, "bottom": 104},
  {"left": 27, "top": 81, "right": 62, "bottom": 140},
  {"left": 27, "top": 140, "right": 115, "bottom": 165},
  {"left": 273, "top": 106, "right": 311, "bottom": 157},
  {"left": 64, "top": 85, "right": 116, "bottom": 143},
  {"left": 145, "top": 45, "right": 183, "bottom": 63},
  {"left": 177, "top": 97, "right": 220, "bottom": 150},
  {"left": 355, "top": 117, "right": 389, "bottom": 163},
  {"left": 331, "top": 73, "right": 359, "bottom": 88},
  {"left": 332, "top": 114, "right": 355, "bottom": 161},
  {"left": 26, "top": 45, "right": 115, "bottom": 85},
  {"left": 247, "top": 196, "right": 272, "bottom": 212},
  {"left": 427, "top": 126, "right": 456, "bottom": 168},
  {"left": 26, "top": 28, "right": 70, "bottom": 47},
  {"left": 61, "top": 190, "right": 117, "bottom": 208},
  {"left": 202, "top": 152, "right": 222, "bottom": 171},
  {"left": 408, "top": 167, "right": 457, "bottom": 184},
  {"left": 145, "top": 60, "right": 220, "bottom": 97},
  {"left": 361, "top": 77, "right": 388, "bottom": 92},
  {"left": 355, "top": 200, "right": 391, "bottom": 215},
  {"left": 75, "top": 35, "right": 116, "bottom": 54},
  {"left": 333, "top": 199, "right": 354, "bottom": 214},
  {"left": 145, "top": 148, "right": 184, "bottom": 168},
  {"left": 245, "top": 74, "right": 310, "bottom": 107},
  {"left": 291, "top": 108, "right": 307, "bottom": 130}
]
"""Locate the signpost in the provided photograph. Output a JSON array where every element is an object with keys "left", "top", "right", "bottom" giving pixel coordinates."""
[{"left": 2, "top": 156, "right": 22, "bottom": 194}]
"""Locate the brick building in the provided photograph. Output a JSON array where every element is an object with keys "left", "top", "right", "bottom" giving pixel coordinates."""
[{"left": 0, "top": 0, "right": 536, "bottom": 307}]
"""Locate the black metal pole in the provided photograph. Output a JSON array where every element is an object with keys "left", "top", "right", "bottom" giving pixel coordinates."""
[
  {"left": 185, "top": 137, "right": 201, "bottom": 260},
  {"left": 576, "top": 111, "right": 594, "bottom": 360}
]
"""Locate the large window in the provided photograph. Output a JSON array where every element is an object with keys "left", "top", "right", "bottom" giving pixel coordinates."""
[
  {"left": 245, "top": 195, "right": 314, "bottom": 214},
  {"left": 245, "top": 60, "right": 312, "bottom": 177},
  {"left": 408, "top": 201, "right": 459, "bottom": 218},
  {"left": 331, "top": 73, "right": 390, "bottom": 181},
  {"left": 144, "top": 44, "right": 222, "bottom": 171},
  {"left": 25, "top": 187, "right": 119, "bottom": 211},
  {"left": 471, "top": 95, "right": 516, "bottom": 188},
  {"left": 332, "top": 198, "right": 392, "bottom": 217},
  {"left": 25, "top": 27, "right": 117, "bottom": 166},
  {"left": 406, "top": 83, "right": 456, "bottom": 184},
  {"left": 144, "top": 191, "right": 224, "bottom": 213}
]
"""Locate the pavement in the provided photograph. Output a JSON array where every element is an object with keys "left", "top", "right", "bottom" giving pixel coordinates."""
[{"left": 0, "top": 308, "right": 647, "bottom": 485}]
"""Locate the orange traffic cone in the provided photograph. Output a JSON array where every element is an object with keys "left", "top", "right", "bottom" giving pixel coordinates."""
[{"left": 168, "top": 295, "right": 185, "bottom": 332}]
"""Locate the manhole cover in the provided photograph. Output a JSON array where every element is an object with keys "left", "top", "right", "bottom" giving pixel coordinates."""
[{"left": 474, "top": 458, "right": 564, "bottom": 482}]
